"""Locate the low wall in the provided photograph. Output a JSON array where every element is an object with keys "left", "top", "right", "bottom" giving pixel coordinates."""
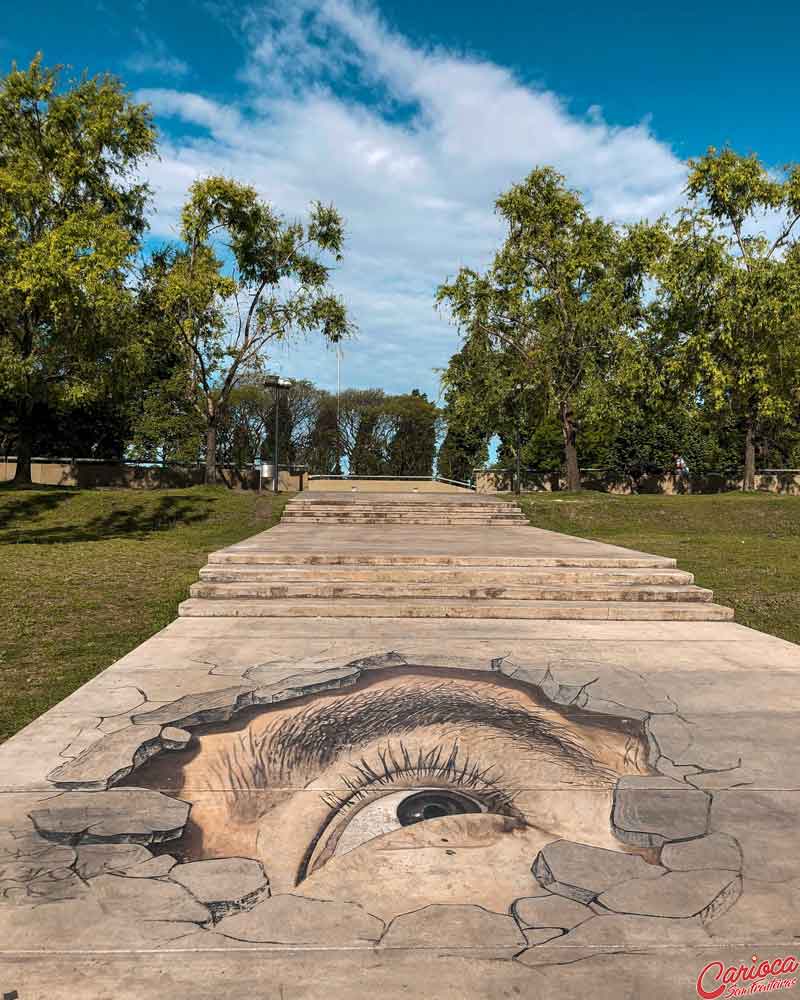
[
  {"left": 308, "top": 477, "right": 470, "bottom": 493},
  {"left": 0, "top": 459, "right": 306, "bottom": 492},
  {"left": 475, "top": 468, "right": 800, "bottom": 495}
]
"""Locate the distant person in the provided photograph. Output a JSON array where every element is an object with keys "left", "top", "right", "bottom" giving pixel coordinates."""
[{"left": 672, "top": 452, "right": 690, "bottom": 492}]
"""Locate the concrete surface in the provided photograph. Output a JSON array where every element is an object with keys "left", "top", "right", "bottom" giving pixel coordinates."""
[{"left": 0, "top": 493, "right": 797, "bottom": 999}]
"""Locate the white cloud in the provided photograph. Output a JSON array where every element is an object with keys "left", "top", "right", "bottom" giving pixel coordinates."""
[
  {"left": 124, "top": 33, "right": 189, "bottom": 78},
  {"left": 139, "top": 0, "right": 688, "bottom": 398}
]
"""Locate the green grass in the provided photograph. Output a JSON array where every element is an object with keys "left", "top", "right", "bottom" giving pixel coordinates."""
[
  {"left": 514, "top": 490, "right": 800, "bottom": 645},
  {"left": 0, "top": 485, "right": 288, "bottom": 743}
]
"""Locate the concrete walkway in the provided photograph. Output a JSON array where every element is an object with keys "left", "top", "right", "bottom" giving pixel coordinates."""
[
  {"left": 180, "top": 493, "right": 733, "bottom": 620},
  {"left": 0, "top": 494, "right": 797, "bottom": 999}
]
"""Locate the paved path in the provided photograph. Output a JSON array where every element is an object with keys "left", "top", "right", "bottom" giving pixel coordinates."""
[{"left": 0, "top": 494, "right": 797, "bottom": 999}]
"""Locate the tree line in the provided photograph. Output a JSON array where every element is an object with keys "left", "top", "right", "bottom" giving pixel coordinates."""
[
  {"left": 135, "top": 378, "right": 440, "bottom": 478},
  {"left": 2, "top": 58, "right": 799, "bottom": 491},
  {"left": 437, "top": 158, "right": 800, "bottom": 490},
  {"left": 0, "top": 58, "right": 354, "bottom": 485}
]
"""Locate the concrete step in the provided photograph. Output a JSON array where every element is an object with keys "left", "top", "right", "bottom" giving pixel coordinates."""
[
  {"left": 207, "top": 552, "right": 678, "bottom": 568},
  {"left": 189, "top": 581, "right": 712, "bottom": 602},
  {"left": 198, "top": 565, "right": 695, "bottom": 585},
  {"left": 289, "top": 498, "right": 502, "bottom": 505},
  {"left": 280, "top": 517, "right": 529, "bottom": 526},
  {"left": 178, "top": 598, "right": 734, "bottom": 621},
  {"left": 283, "top": 503, "right": 524, "bottom": 510},
  {"left": 283, "top": 507, "right": 528, "bottom": 522}
]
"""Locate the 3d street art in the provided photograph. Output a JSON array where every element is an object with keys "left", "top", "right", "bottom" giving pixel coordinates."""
[{"left": 1, "top": 497, "right": 798, "bottom": 998}]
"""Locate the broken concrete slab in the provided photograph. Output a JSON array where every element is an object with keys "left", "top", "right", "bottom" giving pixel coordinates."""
[
  {"left": 169, "top": 858, "right": 269, "bottom": 917},
  {"left": 131, "top": 685, "right": 257, "bottom": 728},
  {"left": 216, "top": 894, "right": 383, "bottom": 946},
  {"left": 512, "top": 895, "right": 594, "bottom": 930},
  {"left": 74, "top": 843, "right": 152, "bottom": 879},
  {"left": 380, "top": 904, "right": 526, "bottom": 952},
  {"left": 28, "top": 788, "right": 190, "bottom": 845},
  {"left": 47, "top": 725, "right": 164, "bottom": 790},
  {"left": 596, "top": 869, "right": 741, "bottom": 920},
  {"left": 120, "top": 855, "right": 178, "bottom": 878},
  {"left": 532, "top": 841, "right": 665, "bottom": 904},
  {"left": 91, "top": 872, "right": 210, "bottom": 923},
  {"left": 660, "top": 833, "right": 742, "bottom": 872},
  {"left": 611, "top": 776, "right": 710, "bottom": 847}
]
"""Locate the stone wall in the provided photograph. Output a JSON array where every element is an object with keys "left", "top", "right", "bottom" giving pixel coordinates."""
[
  {"left": 0, "top": 459, "right": 306, "bottom": 492},
  {"left": 475, "top": 468, "right": 800, "bottom": 495}
]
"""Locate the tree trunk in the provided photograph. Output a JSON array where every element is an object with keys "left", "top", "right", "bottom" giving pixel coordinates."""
[
  {"left": 11, "top": 398, "right": 33, "bottom": 486},
  {"left": 743, "top": 419, "right": 756, "bottom": 491},
  {"left": 560, "top": 400, "right": 581, "bottom": 491},
  {"left": 205, "top": 422, "right": 217, "bottom": 486}
]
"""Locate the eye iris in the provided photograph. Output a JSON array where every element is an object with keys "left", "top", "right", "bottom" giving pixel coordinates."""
[{"left": 396, "top": 790, "right": 481, "bottom": 826}]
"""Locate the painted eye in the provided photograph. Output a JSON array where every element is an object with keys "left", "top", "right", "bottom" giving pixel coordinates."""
[
  {"left": 305, "top": 787, "right": 485, "bottom": 876},
  {"left": 396, "top": 790, "right": 481, "bottom": 826}
]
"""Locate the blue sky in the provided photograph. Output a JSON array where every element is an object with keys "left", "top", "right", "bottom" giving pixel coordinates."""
[{"left": 3, "top": 0, "right": 798, "bottom": 399}]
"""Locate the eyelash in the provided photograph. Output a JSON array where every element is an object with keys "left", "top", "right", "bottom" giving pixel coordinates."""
[{"left": 320, "top": 739, "right": 518, "bottom": 816}]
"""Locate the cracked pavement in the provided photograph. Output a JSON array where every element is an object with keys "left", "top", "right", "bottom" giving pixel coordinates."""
[{"left": 1, "top": 520, "right": 799, "bottom": 998}]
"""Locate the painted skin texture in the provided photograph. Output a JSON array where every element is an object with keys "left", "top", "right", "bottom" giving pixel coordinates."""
[{"left": 130, "top": 670, "right": 653, "bottom": 921}]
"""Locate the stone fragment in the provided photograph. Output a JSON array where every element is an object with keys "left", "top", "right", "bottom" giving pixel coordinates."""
[
  {"left": 380, "top": 904, "right": 525, "bottom": 952},
  {"left": 47, "top": 726, "right": 164, "bottom": 790},
  {"left": 533, "top": 841, "right": 665, "bottom": 904},
  {"left": 597, "top": 870, "right": 742, "bottom": 920},
  {"left": 132, "top": 685, "right": 256, "bottom": 727},
  {"left": 29, "top": 788, "right": 190, "bottom": 845},
  {"left": 661, "top": 833, "right": 742, "bottom": 872},
  {"left": 161, "top": 727, "right": 192, "bottom": 749},
  {"left": 91, "top": 873, "right": 210, "bottom": 923},
  {"left": 505, "top": 662, "right": 665, "bottom": 721},
  {"left": 121, "top": 855, "right": 177, "bottom": 878},
  {"left": 252, "top": 666, "right": 361, "bottom": 704},
  {"left": 169, "top": 858, "right": 269, "bottom": 916},
  {"left": 512, "top": 895, "right": 594, "bottom": 930},
  {"left": 612, "top": 776, "right": 710, "bottom": 847},
  {"left": 217, "top": 894, "right": 383, "bottom": 946},
  {"left": 75, "top": 843, "right": 152, "bottom": 879},
  {"left": 345, "top": 651, "right": 407, "bottom": 671}
]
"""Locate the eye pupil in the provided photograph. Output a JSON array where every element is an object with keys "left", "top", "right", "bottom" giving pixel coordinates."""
[{"left": 396, "top": 790, "right": 481, "bottom": 826}]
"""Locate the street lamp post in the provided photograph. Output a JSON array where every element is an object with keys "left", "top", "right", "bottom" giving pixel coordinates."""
[{"left": 264, "top": 375, "right": 293, "bottom": 493}]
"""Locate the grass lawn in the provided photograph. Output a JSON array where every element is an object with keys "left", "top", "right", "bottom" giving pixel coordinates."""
[
  {"left": 0, "top": 486, "right": 288, "bottom": 743},
  {"left": 515, "top": 490, "right": 800, "bottom": 646}
]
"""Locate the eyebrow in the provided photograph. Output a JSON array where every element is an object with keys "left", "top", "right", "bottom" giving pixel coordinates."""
[{"left": 226, "top": 681, "right": 615, "bottom": 784}]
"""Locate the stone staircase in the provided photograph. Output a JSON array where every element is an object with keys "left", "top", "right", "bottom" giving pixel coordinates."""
[
  {"left": 279, "top": 494, "right": 529, "bottom": 526},
  {"left": 179, "top": 493, "right": 733, "bottom": 622}
]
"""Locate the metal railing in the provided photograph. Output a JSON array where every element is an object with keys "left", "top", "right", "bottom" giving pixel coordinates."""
[{"left": 308, "top": 473, "right": 475, "bottom": 490}]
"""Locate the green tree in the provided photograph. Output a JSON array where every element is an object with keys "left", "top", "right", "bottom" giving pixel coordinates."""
[
  {"left": 0, "top": 56, "right": 156, "bottom": 484},
  {"left": 338, "top": 389, "right": 390, "bottom": 475},
  {"left": 437, "top": 167, "right": 647, "bottom": 490},
  {"left": 305, "top": 391, "right": 341, "bottom": 474},
  {"left": 150, "top": 177, "right": 352, "bottom": 484},
  {"left": 385, "top": 390, "right": 440, "bottom": 478},
  {"left": 654, "top": 148, "right": 800, "bottom": 489},
  {"left": 436, "top": 424, "right": 488, "bottom": 484}
]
